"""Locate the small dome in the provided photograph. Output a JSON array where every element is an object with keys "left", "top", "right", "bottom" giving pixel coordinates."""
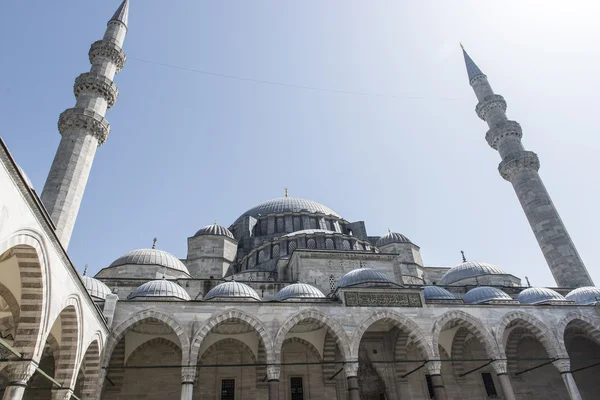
[
  {"left": 423, "top": 286, "right": 456, "bottom": 300},
  {"left": 463, "top": 286, "right": 514, "bottom": 304},
  {"left": 204, "top": 281, "right": 260, "bottom": 301},
  {"left": 282, "top": 229, "right": 335, "bottom": 238},
  {"left": 517, "top": 287, "right": 568, "bottom": 305},
  {"left": 82, "top": 276, "right": 111, "bottom": 300},
  {"left": 194, "top": 224, "right": 234, "bottom": 239},
  {"left": 566, "top": 287, "right": 600, "bottom": 305},
  {"left": 234, "top": 197, "right": 340, "bottom": 224},
  {"left": 128, "top": 280, "right": 191, "bottom": 301},
  {"left": 335, "top": 268, "right": 392, "bottom": 289},
  {"left": 109, "top": 249, "right": 190, "bottom": 275},
  {"left": 439, "top": 261, "right": 507, "bottom": 285},
  {"left": 376, "top": 232, "right": 412, "bottom": 247},
  {"left": 275, "top": 283, "right": 326, "bottom": 301}
]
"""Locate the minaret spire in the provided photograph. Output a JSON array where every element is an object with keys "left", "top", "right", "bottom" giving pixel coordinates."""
[
  {"left": 40, "top": 1, "right": 129, "bottom": 248},
  {"left": 462, "top": 46, "right": 593, "bottom": 288}
]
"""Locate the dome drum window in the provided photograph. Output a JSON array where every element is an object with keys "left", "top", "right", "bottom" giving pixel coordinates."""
[
  {"left": 325, "top": 238, "right": 335, "bottom": 249},
  {"left": 288, "top": 240, "right": 297, "bottom": 254},
  {"left": 272, "top": 244, "right": 280, "bottom": 258},
  {"left": 306, "top": 238, "right": 316, "bottom": 249}
]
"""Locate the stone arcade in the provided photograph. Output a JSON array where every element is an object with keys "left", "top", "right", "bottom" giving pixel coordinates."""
[{"left": 1, "top": 1, "right": 599, "bottom": 400}]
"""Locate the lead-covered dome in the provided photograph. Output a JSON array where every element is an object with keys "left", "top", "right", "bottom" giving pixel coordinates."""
[
  {"left": 566, "top": 287, "right": 600, "bottom": 305},
  {"left": 204, "top": 281, "right": 261, "bottom": 301},
  {"left": 376, "top": 232, "right": 412, "bottom": 247},
  {"left": 234, "top": 197, "right": 340, "bottom": 224},
  {"left": 335, "top": 268, "right": 393, "bottom": 289},
  {"left": 128, "top": 280, "right": 191, "bottom": 300},
  {"left": 517, "top": 287, "right": 569, "bottom": 305},
  {"left": 194, "top": 224, "right": 234, "bottom": 239},
  {"left": 423, "top": 286, "right": 456, "bottom": 300},
  {"left": 82, "top": 276, "right": 111, "bottom": 300},
  {"left": 439, "top": 261, "right": 506, "bottom": 285},
  {"left": 275, "top": 283, "right": 326, "bottom": 301},
  {"left": 109, "top": 249, "right": 190, "bottom": 275},
  {"left": 463, "top": 286, "right": 514, "bottom": 304}
]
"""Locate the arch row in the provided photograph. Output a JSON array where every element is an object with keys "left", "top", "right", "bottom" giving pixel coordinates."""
[{"left": 432, "top": 310, "right": 499, "bottom": 359}]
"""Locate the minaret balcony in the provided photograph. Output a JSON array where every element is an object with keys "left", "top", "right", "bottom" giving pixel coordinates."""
[
  {"left": 475, "top": 94, "right": 507, "bottom": 121},
  {"left": 58, "top": 108, "right": 110, "bottom": 145},
  {"left": 485, "top": 120, "right": 522, "bottom": 150},
  {"left": 88, "top": 40, "right": 126, "bottom": 72},
  {"left": 498, "top": 151, "right": 540, "bottom": 181},
  {"left": 74, "top": 73, "right": 119, "bottom": 109}
]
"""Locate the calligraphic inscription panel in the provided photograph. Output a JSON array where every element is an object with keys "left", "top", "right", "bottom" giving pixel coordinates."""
[{"left": 344, "top": 292, "right": 422, "bottom": 307}]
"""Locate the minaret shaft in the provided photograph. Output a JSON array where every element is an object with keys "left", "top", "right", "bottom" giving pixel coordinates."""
[
  {"left": 465, "top": 55, "right": 593, "bottom": 288},
  {"left": 41, "top": 1, "right": 128, "bottom": 248}
]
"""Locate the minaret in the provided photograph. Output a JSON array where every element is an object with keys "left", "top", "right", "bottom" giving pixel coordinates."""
[
  {"left": 41, "top": 0, "right": 129, "bottom": 249},
  {"left": 462, "top": 46, "right": 593, "bottom": 288}
]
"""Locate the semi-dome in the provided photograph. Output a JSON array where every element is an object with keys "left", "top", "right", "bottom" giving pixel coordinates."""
[
  {"left": 128, "top": 280, "right": 191, "bottom": 301},
  {"left": 463, "top": 286, "right": 514, "bottom": 304},
  {"left": 204, "top": 281, "right": 261, "bottom": 301},
  {"left": 282, "top": 229, "right": 336, "bottom": 238},
  {"left": 194, "top": 224, "right": 234, "bottom": 239},
  {"left": 376, "top": 232, "right": 412, "bottom": 247},
  {"left": 82, "top": 276, "right": 111, "bottom": 300},
  {"left": 109, "top": 249, "right": 190, "bottom": 275},
  {"left": 517, "top": 287, "right": 569, "bottom": 305},
  {"left": 335, "top": 268, "right": 392, "bottom": 289},
  {"left": 423, "top": 286, "right": 456, "bottom": 300},
  {"left": 275, "top": 283, "right": 326, "bottom": 301},
  {"left": 439, "top": 261, "right": 507, "bottom": 285},
  {"left": 234, "top": 197, "right": 340, "bottom": 224},
  {"left": 566, "top": 287, "right": 600, "bottom": 305}
]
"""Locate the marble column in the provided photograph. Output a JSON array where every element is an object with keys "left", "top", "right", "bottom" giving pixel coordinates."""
[
  {"left": 492, "top": 360, "right": 516, "bottom": 400},
  {"left": 344, "top": 361, "right": 360, "bottom": 400},
  {"left": 426, "top": 361, "right": 447, "bottom": 400},
  {"left": 181, "top": 366, "right": 196, "bottom": 400},
  {"left": 267, "top": 365, "right": 281, "bottom": 400},
  {"left": 2, "top": 361, "right": 37, "bottom": 400},
  {"left": 554, "top": 360, "right": 582, "bottom": 400}
]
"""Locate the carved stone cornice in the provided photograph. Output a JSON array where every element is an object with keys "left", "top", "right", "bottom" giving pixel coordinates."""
[
  {"left": 498, "top": 151, "right": 540, "bottom": 181},
  {"left": 74, "top": 73, "right": 119, "bottom": 109},
  {"left": 88, "top": 40, "right": 126, "bottom": 72},
  {"left": 485, "top": 120, "right": 522, "bottom": 150},
  {"left": 58, "top": 108, "right": 110, "bottom": 145},
  {"left": 476, "top": 94, "right": 507, "bottom": 121}
]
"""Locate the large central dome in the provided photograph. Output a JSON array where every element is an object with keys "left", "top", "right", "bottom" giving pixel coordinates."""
[{"left": 233, "top": 197, "right": 340, "bottom": 224}]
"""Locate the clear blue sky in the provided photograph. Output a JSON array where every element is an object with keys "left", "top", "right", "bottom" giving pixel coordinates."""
[{"left": 1, "top": 1, "right": 599, "bottom": 286}]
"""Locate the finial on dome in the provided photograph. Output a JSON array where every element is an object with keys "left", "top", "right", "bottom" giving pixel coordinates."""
[
  {"left": 83, "top": 264, "right": 88, "bottom": 276},
  {"left": 152, "top": 238, "right": 157, "bottom": 249},
  {"left": 213, "top": 220, "right": 217, "bottom": 225},
  {"left": 461, "top": 250, "right": 467, "bottom": 263},
  {"left": 285, "top": 187, "right": 289, "bottom": 198},
  {"left": 388, "top": 227, "right": 391, "bottom": 234}
]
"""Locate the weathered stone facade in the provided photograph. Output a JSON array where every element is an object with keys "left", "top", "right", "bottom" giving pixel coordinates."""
[{"left": 1, "top": 3, "right": 600, "bottom": 400}]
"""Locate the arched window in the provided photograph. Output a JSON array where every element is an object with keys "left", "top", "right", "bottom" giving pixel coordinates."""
[
  {"left": 260, "top": 219, "right": 268, "bottom": 235},
  {"left": 293, "top": 217, "right": 301, "bottom": 231},
  {"left": 288, "top": 241, "right": 297, "bottom": 254},
  {"left": 309, "top": 218, "right": 317, "bottom": 229},
  {"left": 276, "top": 217, "right": 284, "bottom": 233},
  {"left": 258, "top": 249, "right": 267, "bottom": 263},
  {"left": 329, "top": 275, "right": 336, "bottom": 292},
  {"left": 272, "top": 244, "right": 280, "bottom": 258},
  {"left": 307, "top": 238, "right": 316, "bottom": 249},
  {"left": 342, "top": 240, "right": 351, "bottom": 250},
  {"left": 249, "top": 254, "right": 256, "bottom": 268},
  {"left": 325, "top": 238, "right": 335, "bottom": 249}
]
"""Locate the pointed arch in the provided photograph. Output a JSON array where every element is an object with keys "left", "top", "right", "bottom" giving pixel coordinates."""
[
  {"left": 431, "top": 310, "right": 498, "bottom": 359},
  {"left": 104, "top": 309, "right": 190, "bottom": 367},
  {"left": 0, "top": 230, "right": 50, "bottom": 360},
  {"left": 495, "top": 311, "right": 563, "bottom": 359},
  {"left": 127, "top": 338, "right": 182, "bottom": 365},
  {"left": 78, "top": 336, "right": 101, "bottom": 398},
  {"left": 352, "top": 310, "right": 433, "bottom": 360},
  {"left": 199, "top": 338, "right": 256, "bottom": 363},
  {"left": 282, "top": 337, "right": 322, "bottom": 361},
  {"left": 190, "top": 309, "right": 272, "bottom": 365},
  {"left": 273, "top": 308, "right": 351, "bottom": 362},
  {"left": 557, "top": 312, "right": 600, "bottom": 348}
]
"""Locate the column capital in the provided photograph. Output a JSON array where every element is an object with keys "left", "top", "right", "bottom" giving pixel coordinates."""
[
  {"left": 181, "top": 366, "right": 197, "bottom": 384},
  {"left": 5, "top": 360, "right": 37, "bottom": 385},
  {"left": 425, "top": 360, "right": 442, "bottom": 375},
  {"left": 267, "top": 365, "right": 281, "bottom": 381},
  {"left": 491, "top": 360, "right": 508, "bottom": 375},
  {"left": 51, "top": 388, "right": 74, "bottom": 400},
  {"left": 553, "top": 359, "right": 571, "bottom": 374},
  {"left": 343, "top": 360, "right": 359, "bottom": 377},
  {"left": 498, "top": 150, "right": 540, "bottom": 181}
]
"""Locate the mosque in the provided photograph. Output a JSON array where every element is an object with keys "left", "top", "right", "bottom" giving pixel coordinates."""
[{"left": 1, "top": 1, "right": 599, "bottom": 399}]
